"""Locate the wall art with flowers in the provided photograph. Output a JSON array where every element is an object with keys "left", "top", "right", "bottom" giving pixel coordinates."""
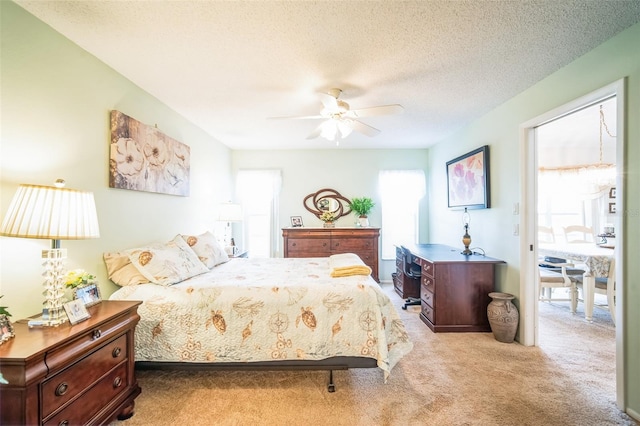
[
  {"left": 446, "top": 145, "right": 490, "bottom": 209},
  {"left": 109, "top": 110, "right": 190, "bottom": 196}
]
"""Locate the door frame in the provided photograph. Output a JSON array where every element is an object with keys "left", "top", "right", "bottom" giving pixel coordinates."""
[{"left": 519, "top": 78, "right": 625, "bottom": 408}]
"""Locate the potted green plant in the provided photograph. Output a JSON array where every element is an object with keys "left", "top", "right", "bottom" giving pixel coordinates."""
[{"left": 349, "top": 197, "right": 375, "bottom": 227}]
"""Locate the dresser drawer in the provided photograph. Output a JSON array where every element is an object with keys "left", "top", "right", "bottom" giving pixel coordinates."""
[
  {"left": 44, "top": 361, "right": 129, "bottom": 426},
  {"left": 421, "top": 260, "right": 434, "bottom": 278},
  {"left": 287, "top": 238, "right": 330, "bottom": 254},
  {"left": 422, "top": 276, "right": 435, "bottom": 293},
  {"left": 42, "top": 334, "right": 128, "bottom": 417},
  {"left": 331, "top": 238, "right": 373, "bottom": 252},
  {"left": 350, "top": 250, "right": 375, "bottom": 264},
  {"left": 421, "top": 304, "right": 435, "bottom": 323},
  {"left": 421, "top": 288, "right": 435, "bottom": 308}
]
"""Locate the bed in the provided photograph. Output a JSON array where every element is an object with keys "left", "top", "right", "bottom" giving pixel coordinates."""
[{"left": 106, "top": 233, "right": 413, "bottom": 391}]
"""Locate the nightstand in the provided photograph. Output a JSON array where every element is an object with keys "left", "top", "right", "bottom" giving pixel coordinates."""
[
  {"left": 0, "top": 300, "right": 142, "bottom": 425},
  {"left": 230, "top": 249, "right": 248, "bottom": 258}
]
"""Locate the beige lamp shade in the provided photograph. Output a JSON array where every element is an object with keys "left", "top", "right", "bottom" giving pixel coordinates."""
[
  {"left": 217, "top": 202, "right": 243, "bottom": 222},
  {"left": 0, "top": 183, "right": 100, "bottom": 240}
]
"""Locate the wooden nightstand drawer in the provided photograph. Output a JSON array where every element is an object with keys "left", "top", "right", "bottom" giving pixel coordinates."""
[
  {"left": 43, "top": 361, "right": 129, "bottom": 426},
  {"left": 42, "top": 334, "right": 128, "bottom": 417},
  {"left": 45, "top": 312, "right": 134, "bottom": 374}
]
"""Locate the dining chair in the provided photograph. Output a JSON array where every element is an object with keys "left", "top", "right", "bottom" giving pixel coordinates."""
[
  {"left": 575, "top": 258, "right": 616, "bottom": 324},
  {"left": 538, "top": 261, "right": 578, "bottom": 313},
  {"left": 563, "top": 225, "right": 595, "bottom": 243},
  {"left": 538, "top": 226, "right": 555, "bottom": 243}
]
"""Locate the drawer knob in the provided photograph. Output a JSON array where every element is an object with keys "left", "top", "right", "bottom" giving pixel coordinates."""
[
  {"left": 113, "top": 376, "right": 123, "bottom": 388},
  {"left": 55, "top": 382, "right": 68, "bottom": 396},
  {"left": 59, "top": 421, "right": 69, "bottom": 426},
  {"left": 92, "top": 329, "right": 102, "bottom": 339},
  {"left": 112, "top": 347, "right": 122, "bottom": 358}
]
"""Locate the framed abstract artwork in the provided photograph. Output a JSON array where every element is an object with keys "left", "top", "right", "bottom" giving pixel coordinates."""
[
  {"left": 109, "top": 110, "right": 190, "bottom": 196},
  {"left": 446, "top": 145, "right": 490, "bottom": 209}
]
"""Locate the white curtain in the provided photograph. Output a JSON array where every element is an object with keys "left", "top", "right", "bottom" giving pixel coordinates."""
[
  {"left": 538, "top": 165, "right": 615, "bottom": 237},
  {"left": 379, "top": 170, "right": 426, "bottom": 259},
  {"left": 236, "top": 170, "right": 282, "bottom": 258}
]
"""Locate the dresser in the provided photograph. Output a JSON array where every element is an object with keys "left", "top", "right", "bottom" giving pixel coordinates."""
[
  {"left": 405, "top": 244, "right": 505, "bottom": 332},
  {"left": 0, "top": 300, "right": 142, "bottom": 425},
  {"left": 283, "top": 227, "right": 380, "bottom": 282}
]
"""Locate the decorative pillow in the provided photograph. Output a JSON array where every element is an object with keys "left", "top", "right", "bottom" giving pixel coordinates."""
[
  {"left": 180, "top": 231, "right": 229, "bottom": 268},
  {"left": 103, "top": 251, "right": 150, "bottom": 286},
  {"left": 126, "top": 236, "right": 209, "bottom": 285}
]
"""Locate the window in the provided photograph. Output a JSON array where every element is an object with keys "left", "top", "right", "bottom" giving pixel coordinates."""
[
  {"left": 236, "top": 170, "right": 282, "bottom": 258},
  {"left": 379, "top": 170, "right": 426, "bottom": 259}
]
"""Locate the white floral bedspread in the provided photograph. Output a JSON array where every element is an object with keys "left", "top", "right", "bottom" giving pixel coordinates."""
[{"left": 110, "top": 257, "right": 413, "bottom": 379}]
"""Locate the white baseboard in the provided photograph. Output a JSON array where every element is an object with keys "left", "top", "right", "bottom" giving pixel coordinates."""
[{"left": 626, "top": 407, "right": 640, "bottom": 422}]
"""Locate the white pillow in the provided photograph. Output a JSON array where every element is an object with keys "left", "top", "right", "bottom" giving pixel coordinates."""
[
  {"left": 180, "top": 231, "right": 229, "bottom": 268},
  {"left": 126, "top": 236, "right": 209, "bottom": 285},
  {"left": 103, "top": 251, "right": 150, "bottom": 286}
]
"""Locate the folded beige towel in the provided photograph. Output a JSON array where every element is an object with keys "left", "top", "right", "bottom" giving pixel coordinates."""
[{"left": 329, "top": 253, "right": 372, "bottom": 278}]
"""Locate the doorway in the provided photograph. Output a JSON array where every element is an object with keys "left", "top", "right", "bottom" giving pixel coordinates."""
[{"left": 519, "top": 79, "right": 625, "bottom": 408}]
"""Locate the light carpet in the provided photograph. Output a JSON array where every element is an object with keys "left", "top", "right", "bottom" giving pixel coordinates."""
[{"left": 115, "top": 284, "right": 637, "bottom": 426}]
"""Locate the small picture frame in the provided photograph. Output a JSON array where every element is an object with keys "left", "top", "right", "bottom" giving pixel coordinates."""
[
  {"left": 290, "top": 216, "right": 303, "bottom": 227},
  {"left": 609, "top": 202, "right": 617, "bottom": 214},
  {"left": 609, "top": 187, "right": 616, "bottom": 199},
  {"left": 74, "top": 283, "right": 102, "bottom": 307},
  {"left": 64, "top": 299, "right": 91, "bottom": 325}
]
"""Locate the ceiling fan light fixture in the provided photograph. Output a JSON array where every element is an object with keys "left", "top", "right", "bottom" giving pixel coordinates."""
[
  {"left": 337, "top": 120, "right": 353, "bottom": 138},
  {"left": 319, "top": 120, "right": 338, "bottom": 141}
]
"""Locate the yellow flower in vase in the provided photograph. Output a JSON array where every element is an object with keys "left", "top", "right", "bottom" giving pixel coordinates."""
[
  {"left": 320, "top": 211, "right": 337, "bottom": 228},
  {"left": 64, "top": 269, "right": 97, "bottom": 289}
]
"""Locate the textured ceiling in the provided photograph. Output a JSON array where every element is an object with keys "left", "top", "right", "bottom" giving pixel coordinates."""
[{"left": 15, "top": 1, "right": 640, "bottom": 150}]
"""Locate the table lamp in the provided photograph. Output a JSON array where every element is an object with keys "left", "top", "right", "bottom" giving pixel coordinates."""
[
  {"left": 217, "top": 202, "right": 242, "bottom": 253},
  {"left": 461, "top": 207, "right": 472, "bottom": 255},
  {"left": 0, "top": 179, "right": 100, "bottom": 326}
]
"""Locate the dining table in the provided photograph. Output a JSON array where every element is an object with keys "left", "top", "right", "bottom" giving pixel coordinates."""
[{"left": 539, "top": 242, "right": 615, "bottom": 322}]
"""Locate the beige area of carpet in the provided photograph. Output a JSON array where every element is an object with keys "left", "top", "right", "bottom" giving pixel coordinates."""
[{"left": 116, "top": 284, "right": 637, "bottom": 426}]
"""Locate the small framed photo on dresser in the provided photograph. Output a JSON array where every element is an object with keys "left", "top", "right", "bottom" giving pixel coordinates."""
[
  {"left": 74, "top": 283, "right": 102, "bottom": 307},
  {"left": 64, "top": 299, "right": 91, "bottom": 325},
  {"left": 290, "top": 216, "right": 303, "bottom": 227}
]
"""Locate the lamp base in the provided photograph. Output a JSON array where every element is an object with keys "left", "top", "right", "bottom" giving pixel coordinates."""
[
  {"left": 41, "top": 248, "right": 68, "bottom": 325},
  {"left": 27, "top": 315, "right": 66, "bottom": 328}
]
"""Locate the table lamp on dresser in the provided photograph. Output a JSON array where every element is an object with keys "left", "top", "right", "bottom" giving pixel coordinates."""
[{"left": 0, "top": 179, "right": 100, "bottom": 326}]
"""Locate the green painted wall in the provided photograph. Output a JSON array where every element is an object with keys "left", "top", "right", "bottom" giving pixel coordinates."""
[
  {"left": 427, "top": 22, "right": 640, "bottom": 417},
  {"left": 0, "top": 1, "right": 233, "bottom": 319}
]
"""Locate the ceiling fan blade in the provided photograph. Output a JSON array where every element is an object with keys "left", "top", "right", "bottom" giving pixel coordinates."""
[
  {"left": 306, "top": 123, "right": 324, "bottom": 139},
  {"left": 343, "top": 119, "right": 380, "bottom": 137},
  {"left": 347, "top": 104, "right": 404, "bottom": 118},
  {"left": 268, "top": 114, "right": 324, "bottom": 120},
  {"left": 319, "top": 92, "right": 339, "bottom": 109}
]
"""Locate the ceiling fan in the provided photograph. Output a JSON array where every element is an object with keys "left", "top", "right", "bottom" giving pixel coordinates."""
[{"left": 270, "top": 88, "right": 404, "bottom": 142}]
